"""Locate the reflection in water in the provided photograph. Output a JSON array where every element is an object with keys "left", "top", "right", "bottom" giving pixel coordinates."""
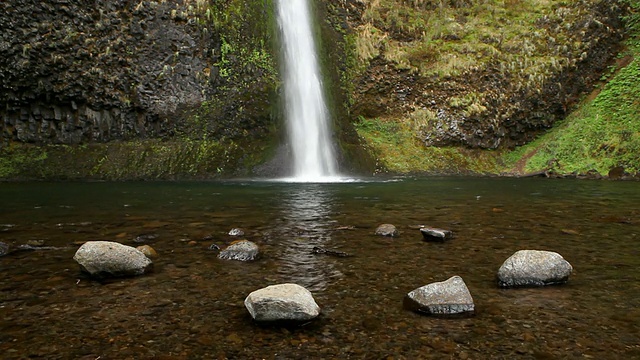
[{"left": 275, "top": 184, "right": 342, "bottom": 292}]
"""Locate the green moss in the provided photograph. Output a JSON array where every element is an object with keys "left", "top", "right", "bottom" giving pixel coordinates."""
[
  {"left": 0, "top": 145, "right": 48, "bottom": 178},
  {"left": 500, "top": 0, "right": 640, "bottom": 176},
  {"left": 354, "top": 116, "right": 503, "bottom": 174},
  {"left": 0, "top": 137, "right": 275, "bottom": 181}
]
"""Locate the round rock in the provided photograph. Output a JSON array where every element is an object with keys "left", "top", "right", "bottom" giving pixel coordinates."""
[
  {"left": 404, "top": 276, "right": 475, "bottom": 316},
  {"left": 244, "top": 283, "right": 320, "bottom": 323},
  {"left": 375, "top": 224, "right": 398, "bottom": 237},
  {"left": 136, "top": 245, "right": 159, "bottom": 259},
  {"left": 73, "top": 241, "right": 153, "bottom": 278},
  {"left": 218, "top": 240, "right": 259, "bottom": 261},
  {"left": 497, "top": 250, "right": 573, "bottom": 287}
]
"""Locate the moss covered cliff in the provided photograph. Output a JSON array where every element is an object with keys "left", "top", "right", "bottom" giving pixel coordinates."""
[{"left": 0, "top": 0, "right": 637, "bottom": 179}]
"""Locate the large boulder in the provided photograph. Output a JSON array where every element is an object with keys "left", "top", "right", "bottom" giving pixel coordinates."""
[
  {"left": 218, "top": 240, "right": 259, "bottom": 261},
  {"left": 244, "top": 283, "right": 320, "bottom": 323},
  {"left": 404, "top": 276, "right": 475, "bottom": 316},
  {"left": 375, "top": 224, "right": 398, "bottom": 237},
  {"left": 497, "top": 250, "right": 573, "bottom": 287},
  {"left": 73, "top": 241, "right": 153, "bottom": 278}
]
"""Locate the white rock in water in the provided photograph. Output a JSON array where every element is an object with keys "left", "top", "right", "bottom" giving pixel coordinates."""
[
  {"left": 73, "top": 241, "right": 153, "bottom": 278},
  {"left": 404, "top": 276, "right": 475, "bottom": 316},
  {"left": 244, "top": 283, "right": 320, "bottom": 322},
  {"left": 218, "top": 240, "right": 259, "bottom": 261},
  {"left": 497, "top": 250, "right": 573, "bottom": 287},
  {"left": 228, "top": 228, "right": 245, "bottom": 236}
]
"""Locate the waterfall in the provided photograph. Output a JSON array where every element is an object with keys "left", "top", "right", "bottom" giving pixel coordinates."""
[{"left": 277, "top": 0, "right": 339, "bottom": 182}]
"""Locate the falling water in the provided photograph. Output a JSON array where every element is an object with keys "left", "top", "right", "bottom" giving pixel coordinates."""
[{"left": 277, "top": 0, "right": 339, "bottom": 182}]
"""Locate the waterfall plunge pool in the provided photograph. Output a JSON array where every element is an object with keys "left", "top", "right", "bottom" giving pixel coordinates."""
[{"left": 1, "top": 177, "right": 639, "bottom": 359}]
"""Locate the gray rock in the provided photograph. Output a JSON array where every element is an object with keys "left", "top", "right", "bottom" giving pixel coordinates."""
[
  {"left": 228, "top": 228, "right": 245, "bottom": 236},
  {"left": 497, "top": 250, "right": 573, "bottom": 287},
  {"left": 218, "top": 240, "right": 259, "bottom": 261},
  {"left": 404, "top": 276, "right": 475, "bottom": 316},
  {"left": 73, "top": 241, "right": 153, "bottom": 278},
  {"left": 375, "top": 224, "right": 398, "bottom": 237},
  {"left": 244, "top": 283, "right": 320, "bottom": 322},
  {"left": 420, "top": 227, "right": 452, "bottom": 241}
]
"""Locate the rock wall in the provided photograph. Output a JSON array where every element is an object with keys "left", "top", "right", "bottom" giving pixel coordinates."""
[
  {"left": 0, "top": 0, "right": 277, "bottom": 147},
  {"left": 335, "top": 0, "right": 626, "bottom": 149}
]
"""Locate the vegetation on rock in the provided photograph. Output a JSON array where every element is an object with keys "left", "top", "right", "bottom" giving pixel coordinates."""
[{"left": 505, "top": 0, "right": 640, "bottom": 176}]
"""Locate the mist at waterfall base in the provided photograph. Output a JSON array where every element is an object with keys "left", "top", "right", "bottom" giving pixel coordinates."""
[{"left": 277, "top": 0, "right": 341, "bottom": 183}]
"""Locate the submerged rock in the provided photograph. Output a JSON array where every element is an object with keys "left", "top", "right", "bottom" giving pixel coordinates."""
[
  {"left": 420, "top": 227, "right": 453, "bottom": 241},
  {"left": 244, "top": 283, "right": 320, "bottom": 323},
  {"left": 311, "top": 246, "right": 353, "bottom": 257},
  {"left": 136, "top": 245, "right": 158, "bottom": 259},
  {"left": 218, "top": 240, "right": 259, "bottom": 261},
  {"left": 497, "top": 250, "right": 573, "bottom": 288},
  {"left": 404, "top": 276, "right": 475, "bottom": 316},
  {"left": 0, "top": 241, "right": 9, "bottom": 256},
  {"left": 134, "top": 233, "right": 159, "bottom": 243},
  {"left": 375, "top": 224, "right": 398, "bottom": 237},
  {"left": 73, "top": 241, "right": 153, "bottom": 278}
]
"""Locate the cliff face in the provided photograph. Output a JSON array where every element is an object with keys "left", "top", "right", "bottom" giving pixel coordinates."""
[
  {"left": 0, "top": 0, "right": 276, "bottom": 147},
  {"left": 0, "top": 0, "right": 630, "bottom": 178},
  {"left": 337, "top": 0, "right": 625, "bottom": 149}
]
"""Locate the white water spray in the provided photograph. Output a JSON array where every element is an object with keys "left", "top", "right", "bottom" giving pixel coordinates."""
[{"left": 277, "top": 0, "right": 339, "bottom": 182}]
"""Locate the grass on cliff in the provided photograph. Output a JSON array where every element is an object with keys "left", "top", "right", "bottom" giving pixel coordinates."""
[
  {"left": 354, "top": 0, "right": 594, "bottom": 88},
  {"left": 354, "top": 116, "right": 502, "bottom": 174},
  {"left": 503, "top": 0, "right": 640, "bottom": 175}
]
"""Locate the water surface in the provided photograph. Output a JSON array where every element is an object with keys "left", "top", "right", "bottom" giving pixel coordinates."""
[{"left": 1, "top": 177, "right": 639, "bottom": 359}]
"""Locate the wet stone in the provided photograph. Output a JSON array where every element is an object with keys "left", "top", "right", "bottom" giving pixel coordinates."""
[
  {"left": 136, "top": 245, "right": 159, "bottom": 259},
  {"left": 73, "top": 241, "right": 153, "bottom": 278},
  {"left": 404, "top": 276, "right": 475, "bottom": 316},
  {"left": 0, "top": 241, "right": 9, "bottom": 256},
  {"left": 134, "top": 233, "right": 159, "bottom": 243},
  {"left": 218, "top": 240, "right": 259, "bottom": 261},
  {"left": 228, "top": 228, "right": 245, "bottom": 236},
  {"left": 244, "top": 283, "right": 320, "bottom": 323},
  {"left": 497, "top": 250, "right": 573, "bottom": 288},
  {"left": 375, "top": 224, "right": 398, "bottom": 237},
  {"left": 420, "top": 227, "right": 452, "bottom": 242}
]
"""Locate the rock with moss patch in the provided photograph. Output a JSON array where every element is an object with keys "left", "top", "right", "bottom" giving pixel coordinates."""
[
  {"left": 244, "top": 283, "right": 320, "bottom": 323},
  {"left": 218, "top": 240, "right": 259, "bottom": 261},
  {"left": 73, "top": 241, "right": 153, "bottom": 278},
  {"left": 404, "top": 276, "right": 475, "bottom": 316},
  {"left": 497, "top": 250, "right": 573, "bottom": 288}
]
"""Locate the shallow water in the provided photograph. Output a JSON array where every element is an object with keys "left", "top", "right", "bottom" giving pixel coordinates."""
[{"left": 1, "top": 177, "right": 639, "bottom": 359}]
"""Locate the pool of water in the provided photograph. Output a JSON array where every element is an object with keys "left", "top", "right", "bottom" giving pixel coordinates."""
[{"left": 1, "top": 177, "right": 639, "bottom": 359}]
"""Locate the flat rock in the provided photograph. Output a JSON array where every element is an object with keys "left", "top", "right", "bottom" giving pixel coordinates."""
[
  {"left": 497, "top": 250, "right": 573, "bottom": 287},
  {"left": 73, "top": 241, "right": 153, "bottom": 278},
  {"left": 375, "top": 224, "right": 398, "bottom": 237},
  {"left": 420, "top": 227, "right": 452, "bottom": 241},
  {"left": 218, "top": 240, "right": 259, "bottom": 261},
  {"left": 244, "top": 283, "right": 320, "bottom": 323},
  {"left": 404, "top": 276, "right": 475, "bottom": 316}
]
